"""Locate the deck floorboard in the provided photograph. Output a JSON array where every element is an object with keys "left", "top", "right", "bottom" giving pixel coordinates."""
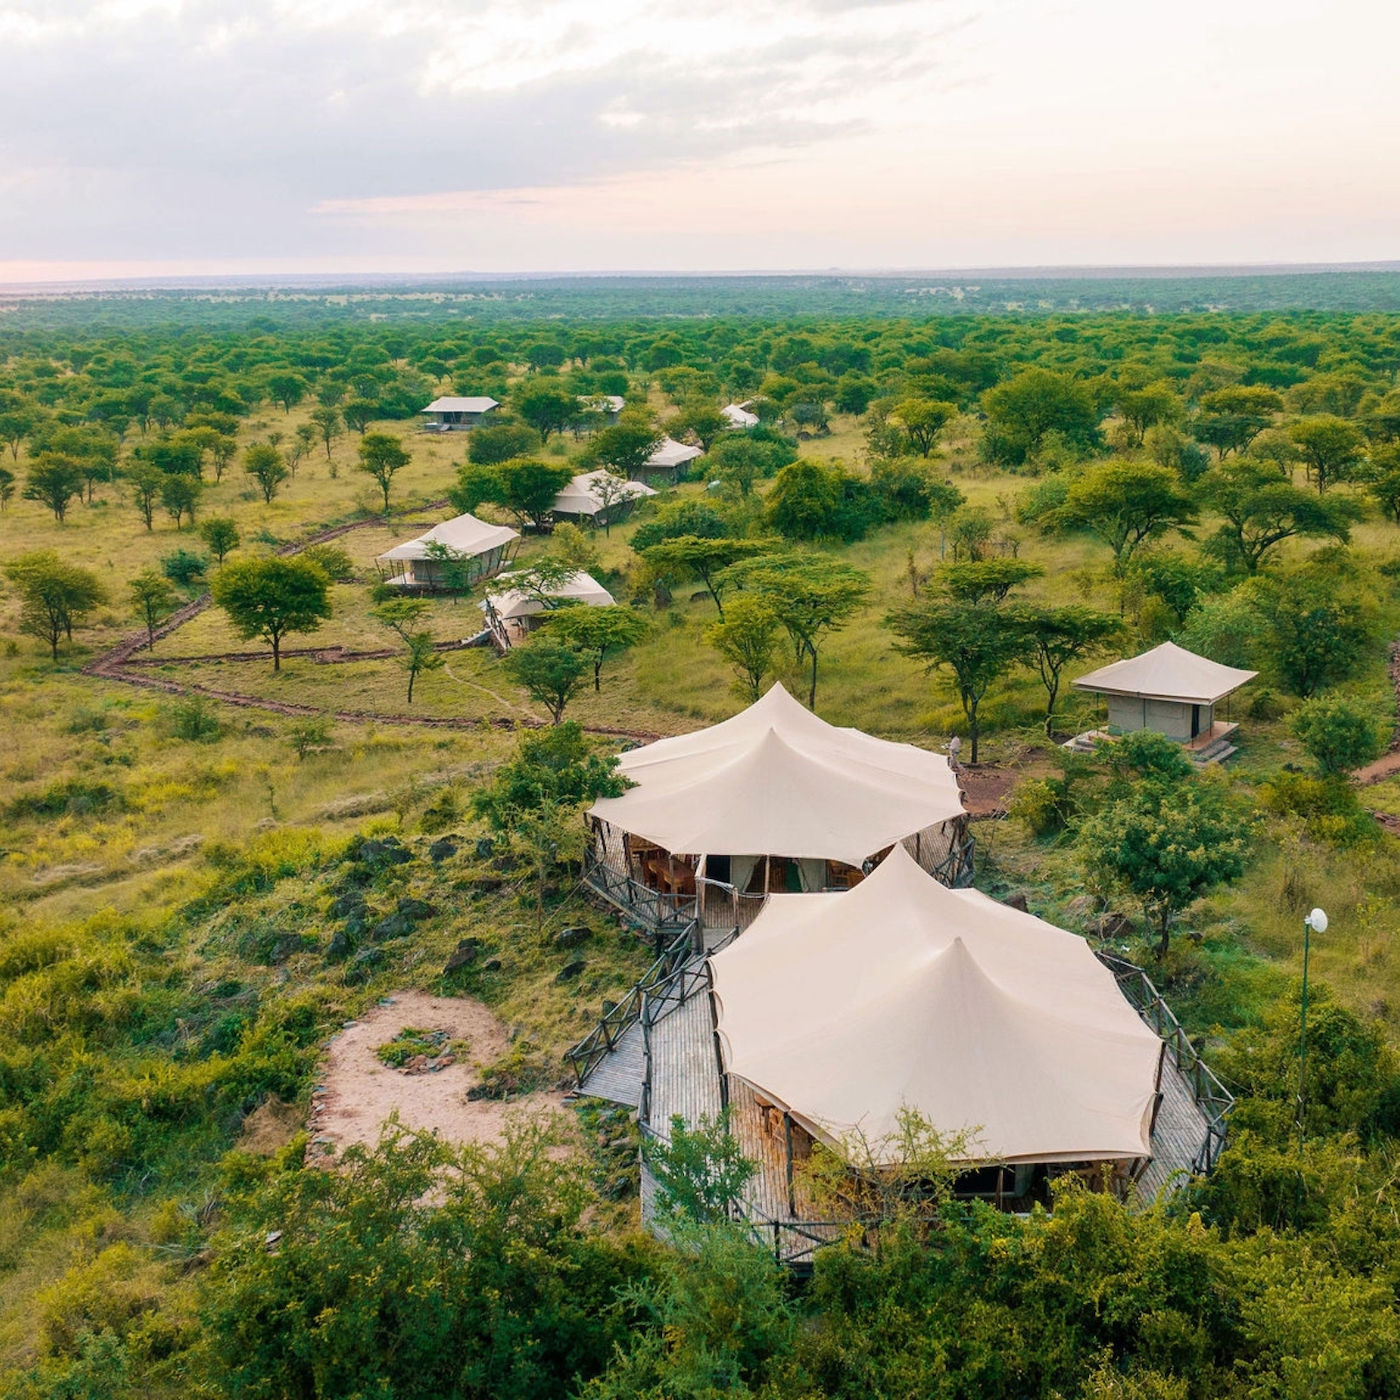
[{"left": 578, "top": 1023, "right": 645, "bottom": 1108}]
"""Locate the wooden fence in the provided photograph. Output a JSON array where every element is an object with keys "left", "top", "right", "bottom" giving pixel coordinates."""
[
  {"left": 1096, "top": 952, "right": 1234, "bottom": 1172},
  {"left": 582, "top": 847, "right": 700, "bottom": 932}
]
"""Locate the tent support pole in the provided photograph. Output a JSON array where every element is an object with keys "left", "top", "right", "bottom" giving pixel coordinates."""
[{"left": 783, "top": 1112, "right": 796, "bottom": 1218}]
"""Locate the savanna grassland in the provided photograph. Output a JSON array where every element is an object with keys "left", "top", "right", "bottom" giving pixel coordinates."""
[{"left": 6, "top": 295, "right": 1400, "bottom": 1396}]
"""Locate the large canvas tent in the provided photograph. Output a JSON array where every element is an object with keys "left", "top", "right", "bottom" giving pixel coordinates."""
[
  {"left": 634, "top": 436, "right": 704, "bottom": 484},
  {"left": 481, "top": 569, "right": 614, "bottom": 628},
  {"left": 1074, "top": 641, "right": 1256, "bottom": 746},
  {"left": 587, "top": 684, "right": 970, "bottom": 911},
  {"left": 550, "top": 470, "right": 656, "bottom": 525},
  {"left": 709, "top": 847, "right": 1163, "bottom": 1169},
  {"left": 375, "top": 512, "right": 519, "bottom": 590}
]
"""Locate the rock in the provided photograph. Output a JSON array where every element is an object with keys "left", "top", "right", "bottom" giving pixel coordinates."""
[
  {"left": 315, "top": 792, "right": 392, "bottom": 821},
  {"left": 483, "top": 958, "right": 502, "bottom": 972},
  {"left": 1089, "top": 912, "right": 1135, "bottom": 940},
  {"left": 347, "top": 947, "right": 384, "bottom": 981},
  {"left": 475, "top": 837, "right": 495, "bottom": 859},
  {"left": 555, "top": 959, "right": 587, "bottom": 983},
  {"left": 1063, "top": 895, "right": 1096, "bottom": 922},
  {"left": 370, "top": 913, "right": 415, "bottom": 942},
  {"left": 555, "top": 925, "right": 592, "bottom": 948},
  {"left": 329, "top": 891, "right": 365, "bottom": 919},
  {"left": 428, "top": 838, "right": 458, "bottom": 863},
  {"left": 356, "top": 837, "right": 411, "bottom": 869},
  {"left": 269, "top": 935, "right": 305, "bottom": 965},
  {"left": 396, "top": 897, "right": 435, "bottom": 922},
  {"left": 443, "top": 938, "right": 481, "bottom": 973},
  {"left": 999, "top": 892, "right": 1029, "bottom": 913},
  {"left": 325, "top": 928, "right": 353, "bottom": 962},
  {"left": 254, "top": 818, "right": 278, "bottom": 833}
]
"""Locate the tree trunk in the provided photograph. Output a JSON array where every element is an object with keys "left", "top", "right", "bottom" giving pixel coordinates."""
[
  {"left": 407, "top": 668, "right": 416, "bottom": 704},
  {"left": 807, "top": 646, "right": 818, "bottom": 710},
  {"left": 272, "top": 636, "right": 281, "bottom": 671},
  {"left": 1156, "top": 910, "right": 1171, "bottom": 958},
  {"left": 1043, "top": 675, "right": 1060, "bottom": 737},
  {"left": 594, "top": 656, "right": 603, "bottom": 692},
  {"left": 969, "top": 701, "right": 980, "bottom": 764}
]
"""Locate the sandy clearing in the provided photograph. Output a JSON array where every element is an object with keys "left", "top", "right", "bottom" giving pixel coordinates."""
[{"left": 308, "top": 990, "right": 566, "bottom": 1160}]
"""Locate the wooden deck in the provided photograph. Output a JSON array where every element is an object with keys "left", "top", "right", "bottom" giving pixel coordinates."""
[
  {"left": 1138, "top": 1056, "right": 1213, "bottom": 1202},
  {"left": 645, "top": 966, "right": 724, "bottom": 1132},
  {"left": 578, "top": 1021, "right": 645, "bottom": 1108}
]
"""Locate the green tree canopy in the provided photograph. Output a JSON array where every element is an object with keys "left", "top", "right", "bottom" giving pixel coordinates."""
[
  {"left": 357, "top": 431, "right": 411, "bottom": 512},
  {"left": 450, "top": 458, "right": 574, "bottom": 533},
  {"left": 501, "top": 634, "right": 589, "bottom": 723},
  {"left": 589, "top": 416, "right": 665, "bottom": 477},
  {"left": 1290, "top": 415, "right": 1366, "bottom": 492},
  {"left": 704, "top": 594, "right": 782, "bottom": 702},
  {"left": 472, "top": 721, "right": 630, "bottom": 830},
  {"left": 1054, "top": 460, "right": 1197, "bottom": 569},
  {"left": 938, "top": 558, "right": 1045, "bottom": 603},
  {"left": 22, "top": 456, "right": 84, "bottom": 523},
  {"left": 4, "top": 551, "right": 108, "bottom": 659},
  {"left": 128, "top": 570, "right": 178, "bottom": 648},
  {"left": 545, "top": 604, "right": 650, "bottom": 691},
  {"left": 982, "top": 368, "right": 1100, "bottom": 465},
  {"left": 243, "top": 443, "right": 289, "bottom": 504},
  {"left": 512, "top": 382, "right": 578, "bottom": 441},
  {"left": 640, "top": 535, "right": 775, "bottom": 614},
  {"left": 210, "top": 556, "right": 332, "bottom": 670},
  {"left": 1012, "top": 603, "right": 1123, "bottom": 734},
  {"left": 892, "top": 398, "right": 957, "bottom": 456},
  {"left": 1291, "top": 695, "right": 1386, "bottom": 776},
  {"left": 198, "top": 516, "right": 241, "bottom": 565},
  {"left": 468, "top": 422, "right": 543, "bottom": 465}
]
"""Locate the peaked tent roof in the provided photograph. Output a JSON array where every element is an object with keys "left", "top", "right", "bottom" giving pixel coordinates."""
[
  {"left": 377, "top": 512, "right": 519, "bottom": 562},
  {"left": 722, "top": 403, "right": 760, "bottom": 428},
  {"left": 589, "top": 683, "right": 965, "bottom": 865},
  {"left": 551, "top": 470, "right": 657, "bottom": 518},
  {"left": 644, "top": 437, "right": 705, "bottom": 469},
  {"left": 1073, "top": 641, "right": 1257, "bottom": 704},
  {"left": 482, "top": 570, "right": 615, "bottom": 621},
  {"left": 422, "top": 396, "right": 500, "bottom": 413},
  {"left": 710, "top": 847, "right": 1162, "bottom": 1164}
]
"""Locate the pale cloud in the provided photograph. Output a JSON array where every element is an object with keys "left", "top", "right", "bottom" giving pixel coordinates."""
[{"left": 0, "top": 0, "right": 1398, "bottom": 275}]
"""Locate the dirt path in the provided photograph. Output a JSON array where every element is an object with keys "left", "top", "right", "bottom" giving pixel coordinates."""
[
  {"left": 308, "top": 991, "right": 566, "bottom": 1160},
  {"left": 1354, "top": 641, "right": 1400, "bottom": 786},
  {"left": 957, "top": 763, "right": 1017, "bottom": 818}
]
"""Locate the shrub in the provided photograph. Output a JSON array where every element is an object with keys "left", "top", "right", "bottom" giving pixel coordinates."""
[
  {"left": 1291, "top": 695, "right": 1386, "bottom": 775},
  {"left": 1257, "top": 772, "right": 1378, "bottom": 846},
  {"left": 298, "top": 543, "right": 356, "bottom": 582},
  {"left": 160, "top": 549, "right": 207, "bottom": 588}
]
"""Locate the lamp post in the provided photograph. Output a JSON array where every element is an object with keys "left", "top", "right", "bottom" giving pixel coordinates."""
[{"left": 1296, "top": 907, "right": 1329, "bottom": 1150}]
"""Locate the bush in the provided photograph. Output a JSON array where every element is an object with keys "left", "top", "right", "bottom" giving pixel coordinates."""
[
  {"left": 1291, "top": 695, "right": 1386, "bottom": 775},
  {"left": 167, "top": 695, "right": 221, "bottom": 742},
  {"left": 1257, "top": 772, "right": 1378, "bottom": 846},
  {"left": 298, "top": 543, "right": 355, "bottom": 582},
  {"left": 159, "top": 548, "right": 207, "bottom": 588}
]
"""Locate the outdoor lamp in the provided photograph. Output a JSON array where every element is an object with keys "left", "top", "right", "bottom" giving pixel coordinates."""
[{"left": 1296, "top": 907, "right": 1328, "bottom": 1153}]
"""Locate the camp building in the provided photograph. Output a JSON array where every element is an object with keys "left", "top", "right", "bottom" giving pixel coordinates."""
[
  {"left": 1070, "top": 641, "right": 1257, "bottom": 763},
  {"left": 479, "top": 570, "right": 614, "bottom": 648},
  {"left": 420, "top": 396, "right": 499, "bottom": 431},
  {"left": 584, "top": 684, "right": 970, "bottom": 935},
  {"left": 633, "top": 436, "right": 704, "bottom": 485},
  {"left": 375, "top": 512, "right": 519, "bottom": 591},
  {"left": 550, "top": 470, "right": 656, "bottom": 527}
]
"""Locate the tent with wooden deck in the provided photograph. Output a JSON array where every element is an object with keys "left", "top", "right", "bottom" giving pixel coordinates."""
[
  {"left": 375, "top": 512, "right": 519, "bottom": 590},
  {"left": 550, "top": 470, "right": 656, "bottom": 525},
  {"left": 1072, "top": 641, "right": 1256, "bottom": 758},
  {"left": 585, "top": 684, "right": 971, "bottom": 923},
  {"left": 709, "top": 846, "right": 1164, "bottom": 1179}
]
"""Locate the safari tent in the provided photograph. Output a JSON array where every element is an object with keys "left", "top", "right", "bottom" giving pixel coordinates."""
[
  {"left": 1072, "top": 641, "right": 1256, "bottom": 760},
  {"left": 375, "top": 512, "right": 519, "bottom": 591},
  {"left": 550, "top": 470, "right": 656, "bottom": 526},
  {"left": 722, "top": 403, "right": 760, "bottom": 429},
  {"left": 420, "top": 396, "right": 499, "bottom": 430},
  {"left": 708, "top": 846, "right": 1165, "bottom": 1194},
  {"left": 480, "top": 570, "right": 615, "bottom": 646},
  {"left": 633, "top": 436, "right": 703, "bottom": 485},
  {"left": 585, "top": 684, "right": 970, "bottom": 929}
]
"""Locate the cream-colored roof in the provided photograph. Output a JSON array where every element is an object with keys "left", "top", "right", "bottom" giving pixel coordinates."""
[
  {"left": 709, "top": 847, "right": 1162, "bottom": 1165},
  {"left": 1073, "top": 641, "right": 1257, "bottom": 704},
  {"left": 551, "top": 470, "right": 657, "bottom": 518},
  {"left": 589, "top": 684, "right": 965, "bottom": 864},
  {"left": 644, "top": 437, "right": 705, "bottom": 469},
  {"left": 722, "top": 403, "right": 760, "bottom": 428},
  {"left": 481, "top": 570, "right": 615, "bottom": 621},
  {"left": 423, "top": 396, "right": 499, "bottom": 413},
  {"left": 377, "top": 512, "right": 519, "bottom": 563}
]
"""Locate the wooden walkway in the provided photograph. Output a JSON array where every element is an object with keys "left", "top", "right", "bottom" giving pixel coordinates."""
[
  {"left": 646, "top": 970, "right": 724, "bottom": 1131},
  {"left": 1138, "top": 1057, "right": 1213, "bottom": 1202},
  {"left": 578, "top": 1022, "right": 645, "bottom": 1108}
]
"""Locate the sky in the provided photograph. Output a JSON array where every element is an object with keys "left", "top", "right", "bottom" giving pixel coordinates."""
[{"left": 1, "top": 0, "right": 1398, "bottom": 281}]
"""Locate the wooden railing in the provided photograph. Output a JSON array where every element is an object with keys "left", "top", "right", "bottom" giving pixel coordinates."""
[
  {"left": 1096, "top": 952, "right": 1234, "bottom": 1172},
  {"left": 582, "top": 848, "right": 699, "bottom": 932},
  {"left": 695, "top": 878, "right": 768, "bottom": 933},
  {"left": 566, "top": 920, "right": 699, "bottom": 1086}
]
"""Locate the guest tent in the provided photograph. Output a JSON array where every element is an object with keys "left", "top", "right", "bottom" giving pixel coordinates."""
[
  {"left": 722, "top": 403, "right": 760, "bottom": 429},
  {"left": 1073, "top": 642, "right": 1257, "bottom": 747},
  {"left": 550, "top": 470, "right": 656, "bottom": 525},
  {"left": 481, "top": 570, "right": 615, "bottom": 625},
  {"left": 375, "top": 512, "right": 519, "bottom": 589},
  {"left": 586, "top": 683, "right": 970, "bottom": 908},
  {"left": 634, "top": 436, "right": 704, "bottom": 484},
  {"left": 420, "top": 396, "right": 499, "bottom": 431},
  {"left": 709, "top": 846, "right": 1164, "bottom": 1167}
]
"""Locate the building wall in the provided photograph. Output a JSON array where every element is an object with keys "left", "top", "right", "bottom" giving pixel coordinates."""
[{"left": 1106, "top": 696, "right": 1205, "bottom": 741}]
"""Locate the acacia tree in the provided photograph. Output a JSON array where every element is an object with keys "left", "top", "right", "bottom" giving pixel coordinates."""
[
  {"left": 244, "top": 443, "right": 289, "bottom": 504},
  {"left": 357, "top": 432, "right": 411, "bottom": 512},
  {"left": 1011, "top": 604, "right": 1122, "bottom": 736},
  {"left": 22, "top": 456, "right": 84, "bottom": 523},
  {"left": 1054, "top": 461, "right": 1196, "bottom": 570},
  {"left": 546, "top": 604, "right": 649, "bottom": 691},
  {"left": 211, "top": 556, "right": 332, "bottom": 670},
  {"left": 1195, "top": 386, "right": 1283, "bottom": 457},
  {"left": 590, "top": 417, "right": 664, "bottom": 478},
  {"left": 892, "top": 399, "right": 956, "bottom": 456},
  {"left": 161, "top": 472, "right": 203, "bottom": 528},
  {"left": 450, "top": 458, "right": 574, "bottom": 533},
  {"left": 512, "top": 383, "right": 578, "bottom": 441},
  {"left": 0, "top": 465, "right": 13, "bottom": 510},
  {"left": 4, "top": 552, "right": 108, "bottom": 659},
  {"left": 501, "top": 635, "right": 588, "bottom": 723},
  {"left": 199, "top": 516, "right": 241, "bottom": 565},
  {"left": 704, "top": 594, "right": 781, "bottom": 701},
  {"left": 718, "top": 554, "right": 869, "bottom": 709},
  {"left": 1290, "top": 415, "right": 1365, "bottom": 493},
  {"left": 1199, "top": 459, "right": 1360, "bottom": 572},
  {"left": 887, "top": 600, "right": 1025, "bottom": 763},
  {"left": 938, "top": 559, "right": 1045, "bottom": 604},
  {"left": 124, "top": 460, "right": 165, "bottom": 530},
  {"left": 373, "top": 598, "right": 444, "bottom": 703},
  {"left": 129, "top": 570, "right": 178, "bottom": 648},
  {"left": 640, "top": 536, "right": 774, "bottom": 615}
]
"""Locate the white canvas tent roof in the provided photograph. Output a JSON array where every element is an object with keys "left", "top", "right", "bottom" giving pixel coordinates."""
[
  {"left": 482, "top": 570, "right": 615, "bottom": 621},
  {"left": 644, "top": 437, "right": 704, "bottom": 470},
  {"left": 422, "top": 396, "right": 500, "bottom": 414},
  {"left": 589, "top": 683, "right": 965, "bottom": 865},
  {"left": 551, "top": 470, "right": 657, "bottom": 518},
  {"left": 377, "top": 512, "right": 519, "bottom": 563},
  {"left": 1073, "top": 641, "right": 1257, "bottom": 705},
  {"left": 710, "top": 847, "right": 1162, "bottom": 1165},
  {"left": 722, "top": 403, "right": 760, "bottom": 428}
]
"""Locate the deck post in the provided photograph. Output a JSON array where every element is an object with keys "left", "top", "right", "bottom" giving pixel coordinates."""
[{"left": 783, "top": 1111, "right": 796, "bottom": 1218}]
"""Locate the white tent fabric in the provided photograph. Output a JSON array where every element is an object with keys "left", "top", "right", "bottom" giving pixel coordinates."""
[
  {"left": 644, "top": 437, "right": 704, "bottom": 470},
  {"left": 710, "top": 847, "right": 1162, "bottom": 1165},
  {"left": 1073, "top": 642, "right": 1257, "bottom": 704},
  {"left": 551, "top": 470, "right": 657, "bottom": 518},
  {"left": 589, "top": 683, "right": 965, "bottom": 865},
  {"left": 422, "top": 396, "right": 499, "bottom": 414},
  {"left": 377, "top": 512, "right": 519, "bottom": 563},
  {"left": 481, "top": 570, "right": 615, "bottom": 621},
  {"left": 722, "top": 403, "right": 760, "bottom": 428}
]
